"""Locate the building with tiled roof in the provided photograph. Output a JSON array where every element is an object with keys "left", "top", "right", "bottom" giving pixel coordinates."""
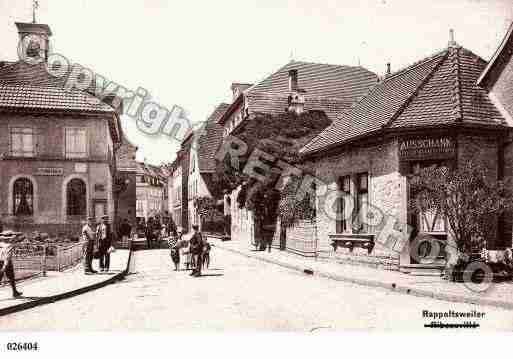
[
  {"left": 170, "top": 103, "right": 229, "bottom": 233},
  {"left": 135, "top": 161, "right": 167, "bottom": 221},
  {"left": 294, "top": 35, "right": 513, "bottom": 274},
  {"left": 301, "top": 46, "right": 506, "bottom": 156},
  {"left": 0, "top": 20, "right": 122, "bottom": 237},
  {"left": 218, "top": 61, "right": 378, "bottom": 136},
  {"left": 216, "top": 60, "right": 378, "bottom": 243},
  {"left": 477, "top": 21, "right": 513, "bottom": 125}
]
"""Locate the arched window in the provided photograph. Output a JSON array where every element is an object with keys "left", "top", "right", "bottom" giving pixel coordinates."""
[
  {"left": 67, "top": 179, "right": 87, "bottom": 216},
  {"left": 13, "top": 178, "right": 34, "bottom": 216}
]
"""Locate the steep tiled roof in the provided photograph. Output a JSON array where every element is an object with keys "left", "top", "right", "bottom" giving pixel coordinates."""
[
  {"left": 0, "top": 61, "right": 114, "bottom": 113},
  {"left": 197, "top": 103, "right": 230, "bottom": 172},
  {"left": 218, "top": 60, "right": 378, "bottom": 125},
  {"left": 249, "top": 60, "right": 378, "bottom": 101},
  {"left": 245, "top": 92, "right": 353, "bottom": 122},
  {"left": 301, "top": 46, "right": 506, "bottom": 155},
  {"left": 0, "top": 84, "right": 114, "bottom": 112},
  {"left": 477, "top": 21, "right": 513, "bottom": 88}
]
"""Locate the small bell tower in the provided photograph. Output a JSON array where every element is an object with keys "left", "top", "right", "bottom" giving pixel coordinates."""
[{"left": 16, "top": 20, "right": 52, "bottom": 63}]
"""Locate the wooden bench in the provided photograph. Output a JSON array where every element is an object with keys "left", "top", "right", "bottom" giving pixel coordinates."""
[{"left": 329, "top": 233, "right": 375, "bottom": 254}]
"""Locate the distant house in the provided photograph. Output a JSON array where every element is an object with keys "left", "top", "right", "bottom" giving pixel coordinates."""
[
  {"left": 135, "top": 162, "right": 166, "bottom": 223},
  {"left": 115, "top": 134, "right": 138, "bottom": 229},
  {"left": 0, "top": 21, "right": 121, "bottom": 237},
  {"left": 217, "top": 60, "right": 379, "bottom": 244},
  {"left": 169, "top": 103, "right": 229, "bottom": 233}
]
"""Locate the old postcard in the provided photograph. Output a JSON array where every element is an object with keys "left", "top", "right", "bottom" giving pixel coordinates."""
[{"left": 1, "top": 0, "right": 513, "bottom": 356}]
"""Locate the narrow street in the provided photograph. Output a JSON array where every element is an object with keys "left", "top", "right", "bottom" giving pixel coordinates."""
[{"left": 2, "top": 248, "right": 513, "bottom": 331}]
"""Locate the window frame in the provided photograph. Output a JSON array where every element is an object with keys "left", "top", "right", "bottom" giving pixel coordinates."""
[
  {"left": 12, "top": 177, "right": 34, "bottom": 216},
  {"left": 355, "top": 172, "right": 369, "bottom": 233},
  {"left": 336, "top": 176, "right": 351, "bottom": 234},
  {"left": 64, "top": 127, "right": 88, "bottom": 159},
  {"left": 10, "top": 127, "right": 36, "bottom": 158}
]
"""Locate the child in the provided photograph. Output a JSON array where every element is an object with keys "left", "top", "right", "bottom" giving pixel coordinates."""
[
  {"left": 203, "top": 240, "right": 211, "bottom": 269},
  {"left": 168, "top": 229, "right": 182, "bottom": 271}
]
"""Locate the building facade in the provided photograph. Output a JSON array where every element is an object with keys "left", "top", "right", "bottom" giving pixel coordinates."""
[
  {"left": 115, "top": 135, "right": 138, "bottom": 230},
  {"left": 0, "top": 22, "right": 121, "bottom": 237}
]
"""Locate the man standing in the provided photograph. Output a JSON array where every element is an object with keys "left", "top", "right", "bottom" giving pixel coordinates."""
[
  {"left": 145, "top": 218, "right": 153, "bottom": 249},
  {"left": 0, "top": 239, "right": 23, "bottom": 298},
  {"left": 189, "top": 224, "right": 205, "bottom": 277},
  {"left": 120, "top": 218, "right": 132, "bottom": 245},
  {"left": 82, "top": 217, "right": 97, "bottom": 274},
  {"left": 96, "top": 215, "right": 112, "bottom": 272}
]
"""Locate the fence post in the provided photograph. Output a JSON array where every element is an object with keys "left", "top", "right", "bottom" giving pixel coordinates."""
[
  {"left": 42, "top": 244, "right": 47, "bottom": 276},
  {"left": 57, "top": 245, "right": 61, "bottom": 271}
]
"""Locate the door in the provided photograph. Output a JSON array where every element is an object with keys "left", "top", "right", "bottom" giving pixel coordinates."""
[{"left": 407, "top": 161, "right": 449, "bottom": 264}]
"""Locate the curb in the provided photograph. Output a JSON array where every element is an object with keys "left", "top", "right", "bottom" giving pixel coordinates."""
[
  {"left": 0, "top": 249, "right": 134, "bottom": 317},
  {"left": 215, "top": 244, "right": 513, "bottom": 311}
]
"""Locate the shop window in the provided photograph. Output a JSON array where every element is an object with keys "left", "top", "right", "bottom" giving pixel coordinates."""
[
  {"left": 11, "top": 127, "right": 35, "bottom": 157},
  {"left": 336, "top": 176, "right": 351, "bottom": 233},
  {"left": 13, "top": 178, "right": 34, "bottom": 216},
  {"left": 355, "top": 173, "right": 369, "bottom": 233},
  {"left": 65, "top": 128, "right": 87, "bottom": 158},
  {"left": 67, "top": 178, "right": 87, "bottom": 216}
]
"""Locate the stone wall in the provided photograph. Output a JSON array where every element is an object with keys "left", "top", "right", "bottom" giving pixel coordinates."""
[{"left": 312, "top": 139, "right": 404, "bottom": 265}]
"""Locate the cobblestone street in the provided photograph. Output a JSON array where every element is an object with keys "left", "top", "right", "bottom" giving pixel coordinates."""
[{"left": 1, "top": 247, "right": 513, "bottom": 331}]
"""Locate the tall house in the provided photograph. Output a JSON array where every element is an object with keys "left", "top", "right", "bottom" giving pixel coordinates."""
[{"left": 0, "top": 21, "right": 121, "bottom": 236}]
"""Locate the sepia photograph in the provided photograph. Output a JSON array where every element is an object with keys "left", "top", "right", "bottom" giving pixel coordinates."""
[{"left": 1, "top": 0, "right": 513, "bottom": 356}]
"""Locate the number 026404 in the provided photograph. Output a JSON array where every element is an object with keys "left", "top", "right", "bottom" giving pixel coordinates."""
[{"left": 6, "top": 342, "right": 39, "bottom": 351}]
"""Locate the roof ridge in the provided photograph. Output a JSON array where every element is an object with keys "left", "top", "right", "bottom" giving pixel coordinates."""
[
  {"left": 291, "top": 59, "right": 368, "bottom": 70},
  {"left": 383, "top": 51, "right": 450, "bottom": 129},
  {"left": 449, "top": 46, "right": 463, "bottom": 121},
  {"left": 383, "top": 48, "right": 448, "bottom": 81},
  {"left": 246, "top": 90, "right": 353, "bottom": 102}
]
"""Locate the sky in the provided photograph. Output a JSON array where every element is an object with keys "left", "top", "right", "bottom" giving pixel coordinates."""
[{"left": 1, "top": 0, "right": 512, "bottom": 165}]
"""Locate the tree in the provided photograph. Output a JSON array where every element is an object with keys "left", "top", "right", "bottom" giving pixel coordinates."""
[
  {"left": 409, "top": 161, "right": 513, "bottom": 264},
  {"left": 215, "top": 110, "right": 331, "bottom": 246}
]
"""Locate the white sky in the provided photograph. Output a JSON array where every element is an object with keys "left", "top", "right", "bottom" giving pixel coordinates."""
[{"left": 1, "top": 0, "right": 512, "bottom": 165}]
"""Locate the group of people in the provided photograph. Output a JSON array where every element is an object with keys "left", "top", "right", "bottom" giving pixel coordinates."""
[
  {"left": 81, "top": 215, "right": 114, "bottom": 274},
  {"left": 140, "top": 216, "right": 177, "bottom": 249},
  {"left": 168, "top": 224, "right": 211, "bottom": 277}
]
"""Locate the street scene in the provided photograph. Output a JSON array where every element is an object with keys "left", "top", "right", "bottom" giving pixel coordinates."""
[
  {"left": 3, "top": 247, "right": 513, "bottom": 331},
  {"left": 2, "top": 0, "right": 513, "bottom": 343}
]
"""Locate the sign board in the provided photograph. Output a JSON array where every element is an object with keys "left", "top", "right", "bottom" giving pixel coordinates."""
[
  {"left": 75, "top": 163, "right": 88, "bottom": 173},
  {"left": 36, "top": 167, "right": 63, "bottom": 176},
  {"left": 399, "top": 137, "right": 455, "bottom": 161}
]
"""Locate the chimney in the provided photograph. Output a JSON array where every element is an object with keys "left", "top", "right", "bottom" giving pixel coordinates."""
[
  {"left": 288, "top": 69, "right": 298, "bottom": 92},
  {"left": 15, "top": 22, "right": 52, "bottom": 63},
  {"left": 230, "top": 83, "right": 253, "bottom": 102},
  {"left": 386, "top": 63, "right": 391, "bottom": 76},
  {"left": 448, "top": 28, "right": 457, "bottom": 48}
]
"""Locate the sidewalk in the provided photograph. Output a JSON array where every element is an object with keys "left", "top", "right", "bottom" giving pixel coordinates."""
[
  {"left": 211, "top": 238, "right": 513, "bottom": 310},
  {"left": 0, "top": 249, "right": 130, "bottom": 316}
]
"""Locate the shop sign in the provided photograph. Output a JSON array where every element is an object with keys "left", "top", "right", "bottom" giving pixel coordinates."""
[
  {"left": 36, "top": 167, "right": 64, "bottom": 176},
  {"left": 399, "top": 137, "right": 455, "bottom": 160},
  {"left": 94, "top": 184, "right": 106, "bottom": 192}
]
